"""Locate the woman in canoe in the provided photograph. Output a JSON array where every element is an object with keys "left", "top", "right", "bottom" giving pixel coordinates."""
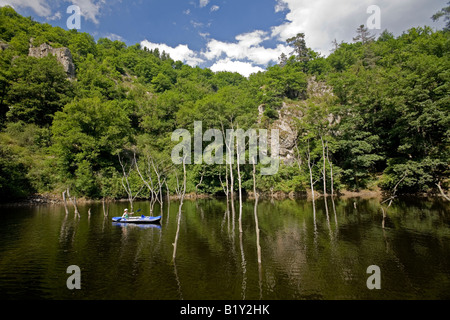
[{"left": 122, "top": 208, "right": 129, "bottom": 219}]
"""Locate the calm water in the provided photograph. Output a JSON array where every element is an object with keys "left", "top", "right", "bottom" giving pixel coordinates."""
[{"left": 0, "top": 197, "right": 449, "bottom": 300}]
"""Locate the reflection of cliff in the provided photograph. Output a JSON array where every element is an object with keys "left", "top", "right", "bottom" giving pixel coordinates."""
[{"left": 29, "top": 43, "right": 76, "bottom": 78}]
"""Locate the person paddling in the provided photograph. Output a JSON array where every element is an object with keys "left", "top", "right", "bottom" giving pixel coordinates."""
[{"left": 122, "top": 208, "right": 130, "bottom": 219}]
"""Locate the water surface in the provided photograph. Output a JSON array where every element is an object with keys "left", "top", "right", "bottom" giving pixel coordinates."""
[{"left": 0, "top": 197, "right": 449, "bottom": 300}]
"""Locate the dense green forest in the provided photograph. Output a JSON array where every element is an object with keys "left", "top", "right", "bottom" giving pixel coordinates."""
[{"left": 0, "top": 6, "right": 448, "bottom": 202}]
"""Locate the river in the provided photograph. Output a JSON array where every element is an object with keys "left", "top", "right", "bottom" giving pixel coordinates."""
[{"left": 0, "top": 197, "right": 449, "bottom": 300}]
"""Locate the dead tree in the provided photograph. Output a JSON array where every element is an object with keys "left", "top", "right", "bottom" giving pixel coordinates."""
[
  {"left": 173, "top": 156, "right": 187, "bottom": 261},
  {"left": 195, "top": 167, "right": 205, "bottom": 196},
  {"left": 66, "top": 188, "right": 80, "bottom": 218},
  {"left": 436, "top": 182, "right": 450, "bottom": 201},
  {"left": 321, "top": 136, "right": 328, "bottom": 196},
  {"left": 118, "top": 153, "right": 144, "bottom": 212},
  {"left": 62, "top": 190, "right": 69, "bottom": 215},
  {"left": 135, "top": 152, "right": 160, "bottom": 215},
  {"left": 102, "top": 197, "right": 111, "bottom": 217},
  {"left": 380, "top": 172, "right": 408, "bottom": 228}
]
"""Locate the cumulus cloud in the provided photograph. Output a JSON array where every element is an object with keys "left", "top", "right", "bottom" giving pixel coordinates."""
[
  {"left": 203, "top": 30, "right": 291, "bottom": 66},
  {"left": 210, "top": 59, "right": 264, "bottom": 77},
  {"left": 272, "top": 0, "right": 446, "bottom": 55},
  {"left": 0, "top": 0, "right": 51, "bottom": 16},
  {"left": 274, "top": 0, "right": 288, "bottom": 13},
  {"left": 105, "top": 33, "right": 125, "bottom": 42},
  {"left": 141, "top": 40, "right": 205, "bottom": 67},
  {"left": 66, "top": 0, "right": 104, "bottom": 24},
  {"left": 210, "top": 5, "right": 219, "bottom": 12},
  {"left": 0, "top": 0, "right": 105, "bottom": 24}
]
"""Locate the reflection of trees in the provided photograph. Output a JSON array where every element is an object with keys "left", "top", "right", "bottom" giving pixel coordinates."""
[
  {"left": 172, "top": 157, "right": 186, "bottom": 261},
  {"left": 239, "top": 232, "right": 247, "bottom": 300},
  {"left": 254, "top": 197, "right": 262, "bottom": 299},
  {"left": 57, "top": 196, "right": 447, "bottom": 299},
  {"left": 59, "top": 209, "right": 80, "bottom": 248},
  {"left": 172, "top": 157, "right": 187, "bottom": 299}
]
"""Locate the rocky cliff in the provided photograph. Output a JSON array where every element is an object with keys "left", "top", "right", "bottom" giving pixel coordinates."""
[
  {"left": 259, "top": 77, "right": 334, "bottom": 164},
  {"left": 29, "top": 43, "right": 75, "bottom": 78}
]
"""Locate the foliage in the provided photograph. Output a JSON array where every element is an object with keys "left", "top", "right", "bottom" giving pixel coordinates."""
[{"left": 0, "top": 6, "right": 448, "bottom": 200}]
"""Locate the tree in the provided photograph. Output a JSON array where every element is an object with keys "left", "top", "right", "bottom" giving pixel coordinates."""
[
  {"left": 286, "top": 33, "right": 310, "bottom": 62},
  {"left": 278, "top": 52, "right": 288, "bottom": 67},
  {"left": 5, "top": 55, "right": 73, "bottom": 126},
  {"left": 51, "top": 97, "right": 132, "bottom": 196},
  {"left": 353, "top": 25, "right": 375, "bottom": 44},
  {"left": 432, "top": 1, "right": 450, "bottom": 31},
  {"left": 152, "top": 72, "right": 173, "bottom": 92}
]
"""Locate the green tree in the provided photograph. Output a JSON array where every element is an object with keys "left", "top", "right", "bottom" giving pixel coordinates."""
[
  {"left": 5, "top": 55, "right": 73, "bottom": 126},
  {"left": 51, "top": 97, "right": 132, "bottom": 196},
  {"left": 432, "top": 1, "right": 450, "bottom": 31}
]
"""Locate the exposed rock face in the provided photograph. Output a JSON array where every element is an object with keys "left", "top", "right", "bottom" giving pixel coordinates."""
[
  {"left": 259, "top": 77, "right": 334, "bottom": 164},
  {"left": 0, "top": 41, "right": 9, "bottom": 51},
  {"left": 258, "top": 102, "right": 302, "bottom": 164},
  {"left": 29, "top": 43, "right": 75, "bottom": 78}
]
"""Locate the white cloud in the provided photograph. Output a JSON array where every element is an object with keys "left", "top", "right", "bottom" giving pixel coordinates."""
[
  {"left": 67, "top": 0, "right": 104, "bottom": 24},
  {"left": 272, "top": 0, "right": 447, "bottom": 56},
  {"left": 0, "top": 0, "right": 51, "bottom": 16},
  {"left": 274, "top": 0, "right": 288, "bottom": 13},
  {"left": 141, "top": 40, "right": 205, "bottom": 67},
  {"left": 47, "top": 11, "right": 62, "bottom": 21},
  {"left": 210, "top": 5, "right": 219, "bottom": 12},
  {"left": 199, "top": 0, "right": 209, "bottom": 8},
  {"left": 210, "top": 59, "right": 264, "bottom": 77},
  {"left": 190, "top": 20, "right": 204, "bottom": 28},
  {"left": 0, "top": 0, "right": 105, "bottom": 24},
  {"left": 203, "top": 30, "right": 291, "bottom": 66},
  {"left": 105, "top": 33, "right": 124, "bottom": 42}
]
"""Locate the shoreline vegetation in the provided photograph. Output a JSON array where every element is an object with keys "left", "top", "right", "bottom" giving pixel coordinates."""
[
  {"left": 0, "top": 7, "right": 449, "bottom": 204},
  {"left": 2, "top": 188, "right": 448, "bottom": 207}
]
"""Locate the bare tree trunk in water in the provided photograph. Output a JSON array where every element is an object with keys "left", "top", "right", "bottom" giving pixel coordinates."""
[
  {"left": 306, "top": 140, "right": 317, "bottom": 233},
  {"left": 62, "top": 190, "right": 69, "bottom": 215},
  {"left": 321, "top": 136, "right": 327, "bottom": 197},
  {"left": 326, "top": 141, "right": 334, "bottom": 197},
  {"left": 67, "top": 188, "right": 80, "bottom": 218},
  {"left": 253, "top": 163, "right": 261, "bottom": 265},
  {"left": 437, "top": 182, "right": 450, "bottom": 201},
  {"left": 236, "top": 135, "right": 243, "bottom": 234},
  {"left": 173, "top": 157, "right": 187, "bottom": 261}
]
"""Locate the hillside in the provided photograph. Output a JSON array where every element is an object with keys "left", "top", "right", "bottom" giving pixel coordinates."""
[{"left": 0, "top": 6, "right": 448, "bottom": 201}]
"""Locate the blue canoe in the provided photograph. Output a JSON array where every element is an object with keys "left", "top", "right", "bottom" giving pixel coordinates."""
[{"left": 112, "top": 215, "right": 162, "bottom": 224}]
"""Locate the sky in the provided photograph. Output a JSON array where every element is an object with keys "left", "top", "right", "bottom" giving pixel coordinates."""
[{"left": 0, "top": 0, "right": 447, "bottom": 76}]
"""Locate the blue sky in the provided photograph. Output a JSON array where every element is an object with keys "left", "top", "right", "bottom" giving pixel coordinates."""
[{"left": 0, "top": 0, "right": 446, "bottom": 76}]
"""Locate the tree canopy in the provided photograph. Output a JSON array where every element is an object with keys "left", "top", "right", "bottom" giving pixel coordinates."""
[{"left": 0, "top": 6, "right": 448, "bottom": 201}]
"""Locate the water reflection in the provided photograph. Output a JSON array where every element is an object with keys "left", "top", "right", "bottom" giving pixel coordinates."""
[{"left": 0, "top": 196, "right": 449, "bottom": 300}]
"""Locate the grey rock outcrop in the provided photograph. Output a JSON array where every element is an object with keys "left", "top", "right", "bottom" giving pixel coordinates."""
[
  {"left": 258, "top": 77, "right": 335, "bottom": 164},
  {"left": 29, "top": 43, "right": 75, "bottom": 78},
  {"left": 0, "top": 41, "right": 9, "bottom": 51}
]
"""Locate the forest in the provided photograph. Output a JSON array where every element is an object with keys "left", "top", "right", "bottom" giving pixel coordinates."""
[{"left": 0, "top": 5, "right": 448, "bottom": 202}]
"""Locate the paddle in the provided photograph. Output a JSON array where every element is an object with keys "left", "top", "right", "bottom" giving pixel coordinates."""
[{"left": 116, "top": 208, "right": 142, "bottom": 222}]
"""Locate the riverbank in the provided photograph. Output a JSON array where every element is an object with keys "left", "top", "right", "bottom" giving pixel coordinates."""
[{"left": 2, "top": 188, "right": 448, "bottom": 206}]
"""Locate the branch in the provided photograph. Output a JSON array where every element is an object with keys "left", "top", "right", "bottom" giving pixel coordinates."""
[{"left": 436, "top": 182, "right": 450, "bottom": 201}]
